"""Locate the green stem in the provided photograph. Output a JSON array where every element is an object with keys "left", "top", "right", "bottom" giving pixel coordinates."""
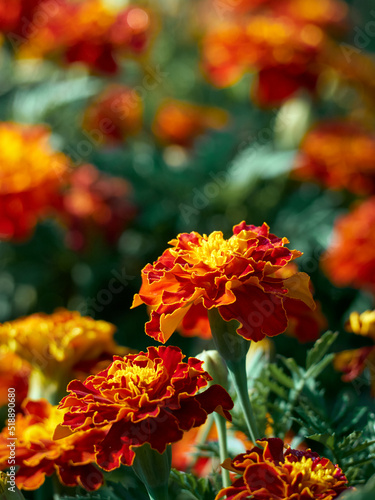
[
  {"left": 207, "top": 309, "right": 260, "bottom": 444},
  {"left": 227, "top": 356, "right": 260, "bottom": 444},
  {"left": 132, "top": 444, "right": 171, "bottom": 500},
  {"left": 213, "top": 413, "right": 230, "bottom": 488}
]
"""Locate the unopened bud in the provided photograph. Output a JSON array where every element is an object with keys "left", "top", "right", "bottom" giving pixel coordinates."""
[{"left": 196, "top": 349, "right": 229, "bottom": 389}]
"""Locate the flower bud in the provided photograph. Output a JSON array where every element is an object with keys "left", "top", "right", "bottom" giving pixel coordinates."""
[{"left": 196, "top": 349, "right": 229, "bottom": 389}]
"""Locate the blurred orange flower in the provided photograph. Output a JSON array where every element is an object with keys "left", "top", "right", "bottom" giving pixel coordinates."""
[
  {"left": 153, "top": 99, "right": 229, "bottom": 147},
  {"left": 323, "top": 198, "right": 375, "bottom": 292},
  {"left": 57, "top": 164, "right": 136, "bottom": 250},
  {"left": 0, "top": 399, "right": 105, "bottom": 491},
  {"left": 0, "top": 123, "right": 69, "bottom": 241},
  {"left": 10, "top": 1, "right": 152, "bottom": 73},
  {"left": 294, "top": 121, "right": 375, "bottom": 195},
  {"left": 334, "top": 310, "right": 375, "bottom": 396},
  {"left": 55, "top": 346, "right": 233, "bottom": 471},
  {"left": 132, "top": 222, "right": 315, "bottom": 343},
  {"left": 217, "top": 438, "right": 348, "bottom": 500},
  {"left": 83, "top": 84, "right": 143, "bottom": 144}
]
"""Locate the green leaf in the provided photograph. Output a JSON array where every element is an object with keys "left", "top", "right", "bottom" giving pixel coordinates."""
[
  {"left": 268, "top": 364, "right": 295, "bottom": 389},
  {"left": 307, "top": 433, "right": 336, "bottom": 450},
  {"left": 306, "top": 331, "right": 338, "bottom": 370},
  {"left": 305, "top": 353, "right": 334, "bottom": 379}
]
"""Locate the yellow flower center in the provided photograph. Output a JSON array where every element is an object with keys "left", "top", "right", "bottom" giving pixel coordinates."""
[
  {"left": 111, "top": 361, "right": 158, "bottom": 396},
  {"left": 285, "top": 456, "right": 337, "bottom": 491},
  {"left": 188, "top": 232, "right": 241, "bottom": 268}
]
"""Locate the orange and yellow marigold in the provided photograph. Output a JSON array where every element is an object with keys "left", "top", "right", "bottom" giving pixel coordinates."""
[
  {"left": 55, "top": 346, "right": 233, "bottom": 471},
  {"left": 0, "top": 309, "right": 121, "bottom": 378},
  {"left": 0, "top": 399, "right": 105, "bottom": 491},
  {"left": 132, "top": 222, "right": 315, "bottom": 343},
  {"left": 216, "top": 438, "right": 349, "bottom": 499}
]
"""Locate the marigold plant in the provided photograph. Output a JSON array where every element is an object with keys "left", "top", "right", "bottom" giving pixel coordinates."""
[
  {"left": 216, "top": 438, "right": 349, "bottom": 499},
  {"left": 54, "top": 345, "right": 233, "bottom": 471},
  {"left": 0, "top": 399, "right": 106, "bottom": 491},
  {"left": 132, "top": 221, "right": 315, "bottom": 343}
]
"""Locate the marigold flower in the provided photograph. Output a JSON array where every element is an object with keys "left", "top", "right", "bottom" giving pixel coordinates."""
[
  {"left": 82, "top": 84, "right": 143, "bottom": 144},
  {"left": 132, "top": 222, "right": 315, "bottom": 343},
  {"left": 216, "top": 438, "right": 349, "bottom": 499},
  {"left": 334, "top": 310, "right": 375, "bottom": 396},
  {"left": 54, "top": 346, "right": 233, "bottom": 471},
  {"left": 13, "top": 1, "right": 152, "bottom": 73},
  {"left": 0, "top": 309, "right": 120, "bottom": 379},
  {"left": 0, "top": 399, "right": 105, "bottom": 491},
  {"left": 323, "top": 198, "right": 375, "bottom": 292},
  {"left": 57, "top": 164, "right": 136, "bottom": 250},
  {"left": 294, "top": 121, "right": 375, "bottom": 195},
  {"left": 0, "top": 123, "right": 69, "bottom": 240},
  {"left": 152, "top": 99, "right": 229, "bottom": 147}
]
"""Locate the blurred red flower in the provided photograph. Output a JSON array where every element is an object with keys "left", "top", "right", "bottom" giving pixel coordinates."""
[
  {"left": 216, "top": 438, "right": 348, "bottom": 500},
  {"left": 153, "top": 99, "right": 229, "bottom": 147},
  {"left": 0, "top": 399, "right": 105, "bottom": 491},
  {"left": 0, "top": 122, "right": 69, "bottom": 241},
  {"left": 57, "top": 164, "right": 136, "bottom": 250},
  {"left": 132, "top": 222, "right": 315, "bottom": 343},
  {"left": 83, "top": 84, "right": 143, "bottom": 144},
  {"left": 323, "top": 198, "right": 375, "bottom": 292},
  {"left": 294, "top": 121, "right": 375, "bottom": 195},
  {"left": 55, "top": 346, "right": 233, "bottom": 471}
]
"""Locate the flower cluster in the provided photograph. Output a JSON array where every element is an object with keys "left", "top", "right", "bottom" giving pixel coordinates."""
[
  {"left": 323, "top": 198, "right": 375, "bottom": 292},
  {"left": 132, "top": 222, "right": 315, "bottom": 343},
  {"left": 2, "top": 0, "right": 152, "bottom": 73},
  {"left": 0, "top": 399, "right": 105, "bottom": 491},
  {"left": 57, "top": 164, "right": 137, "bottom": 250},
  {"left": 55, "top": 346, "right": 233, "bottom": 471},
  {"left": 216, "top": 438, "right": 349, "bottom": 499},
  {"left": 334, "top": 310, "right": 375, "bottom": 396},
  {"left": 0, "top": 122, "right": 69, "bottom": 240},
  {"left": 294, "top": 121, "right": 375, "bottom": 195},
  {"left": 200, "top": 0, "right": 348, "bottom": 105}
]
